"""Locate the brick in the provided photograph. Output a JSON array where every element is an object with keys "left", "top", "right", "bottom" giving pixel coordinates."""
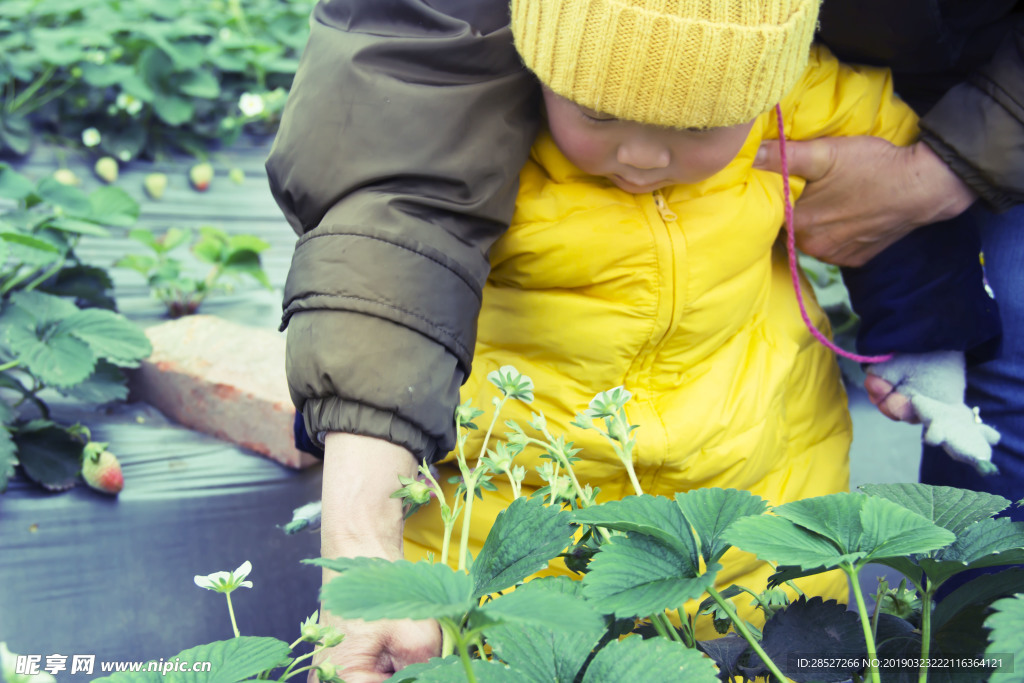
[{"left": 130, "top": 315, "right": 317, "bottom": 469}]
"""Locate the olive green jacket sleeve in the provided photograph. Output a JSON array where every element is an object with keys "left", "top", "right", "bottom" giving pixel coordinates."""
[
  {"left": 266, "top": 0, "right": 539, "bottom": 463},
  {"left": 919, "top": 15, "right": 1024, "bottom": 212}
]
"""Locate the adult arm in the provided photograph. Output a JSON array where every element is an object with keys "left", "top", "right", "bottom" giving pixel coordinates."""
[
  {"left": 267, "top": 0, "right": 539, "bottom": 464},
  {"left": 754, "top": 17, "right": 1024, "bottom": 267}
]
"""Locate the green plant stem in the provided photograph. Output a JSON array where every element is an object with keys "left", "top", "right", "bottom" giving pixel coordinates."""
[
  {"left": 458, "top": 476, "right": 477, "bottom": 572},
  {"left": 708, "top": 586, "right": 788, "bottom": 683},
  {"left": 654, "top": 612, "right": 684, "bottom": 644},
  {"left": 281, "top": 664, "right": 316, "bottom": 680},
  {"left": 278, "top": 649, "right": 316, "bottom": 680},
  {"left": 440, "top": 620, "right": 477, "bottom": 683},
  {"left": 0, "top": 360, "right": 21, "bottom": 373},
  {"left": 8, "top": 65, "right": 55, "bottom": 113},
  {"left": 918, "top": 586, "right": 935, "bottom": 683},
  {"left": 843, "top": 564, "right": 880, "bottom": 683},
  {"left": 648, "top": 613, "right": 671, "bottom": 640},
  {"left": 24, "top": 259, "right": 66, "bottom": 292},
  {"left": 675, "top": 609, "right": 696, "bottom": 648},
  {"left": 16, "top": 78, "right": 75, "bottom": 117},
  {"left": 225, "top": 592, "right": 241, "bottom": 638}
]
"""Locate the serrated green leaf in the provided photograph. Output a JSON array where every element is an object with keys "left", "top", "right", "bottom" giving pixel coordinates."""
[
  {"left": 581, "top": 635, "right": 720, "bottom": 683},
  {"left": 59, "top": 308, "right": 151, "bottom": 367},
  {"left": 0, "top": 163, "right": 35, "bottom": 200},
  {"left": 13, "top": 424, "right": 81, "bottom": 491},
  {"left": 80, "top": 62, "right": 134, "bottom": 87},
  {"left": 384, "top": 656, "right": 464, "bottom": 683},
  {"left": 85, "top": 186, "right": 140, "bottom": 227},
  {"left": 35, "top": 177, "right": 92, "bottom": 215},
  {"left": 38, "top": 264, "right": 116, "bottom": 310},
  {"left": 1, "top": 231, "right": 63, "bottom": 260},
  {"left": 859, "top": 495, "right": 955, "bottom": 561},
  {"left": 0, "top": 427, "right": 17, "bottom": 492},
  {"left": 485, "top": 577, "right": 606, "bottom": 683},
  {"left": 478, "top": 577, "right": 604, "bottom": 632},
  {"left": 918, "top": 518, "right": 1024, "bottom": 587},
  {"left": 675, "top": 488, "right": 767, "bottom": 564},
  {"left": 582, "top": 534, "right": 717, "bottom": 617},
  {"left": 986, "top": 594, "right": 1024, "bottom": 663},
  {"left": 772, "top": 493, "right": 866, "bottom": 553},
  {"left": 4, "top": 308, "right": 96, "bottom": 388},
  {"left": 860, "top": 483, "right": 1009, "bottom": 536},
  {"left": 759, "top": 597, "right": 865, "bottom": 683},
  {"left": 471, "top": 496, "right": 573, "bottom": 598},
  {"left": 571, "top": 494, "right": 699, "bottom": 569},
  {"left": 321, "top": 558, "right": 473, "bottom": 621},
  {"left": 91, "top": 636, "right": 290, "bottom": 682},
  {"left": 723, "top": 514, "right": 858, "bottom": 570}
]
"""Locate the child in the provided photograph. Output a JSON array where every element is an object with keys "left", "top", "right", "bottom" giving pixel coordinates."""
[{"left": 389, "top": 0, "right": 1000, "bottom": 632}]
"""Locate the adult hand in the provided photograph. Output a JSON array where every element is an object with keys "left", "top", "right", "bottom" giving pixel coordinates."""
[
  {"left": 864, "top": 373, "right": 919, "bottom": 424},
  {"left": 310, "top": 432, "right": 441, "bottom": 682},
  {"left": 310, "top": 608, "right": 441, "bottom": 683},
  {"left": 754, "top": 137, "right": 977, "bottom": 266}
]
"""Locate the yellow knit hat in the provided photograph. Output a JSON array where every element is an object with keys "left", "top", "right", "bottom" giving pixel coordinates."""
[{"left": 511, "top": 0, "right": 820, "bottom": 129}]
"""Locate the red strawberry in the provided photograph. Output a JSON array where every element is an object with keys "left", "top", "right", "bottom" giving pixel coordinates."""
[{"left": 82, "top": 445, "right": 124, "bottom": 495}]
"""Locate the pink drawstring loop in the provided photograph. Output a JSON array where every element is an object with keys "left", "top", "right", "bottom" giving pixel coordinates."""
[{"left": 775, "top": 103, "right": 894, "bottom": 365}]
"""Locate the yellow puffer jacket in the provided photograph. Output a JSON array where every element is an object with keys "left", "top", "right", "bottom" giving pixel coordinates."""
[{"left": 404, "top": 45, "right": 918, "bottom": 632}]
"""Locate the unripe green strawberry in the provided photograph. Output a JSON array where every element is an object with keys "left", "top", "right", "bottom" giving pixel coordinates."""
[
  {"left": 228, "top": 167, "right": 245, "bottom": 185},
  {"left": 82, "top": 447, "right": 124, "bottom": 495},
  {"left": 53, "top": 168, "right": 81, "bottom": 186},
  {"left": 189, "top": 162, "right": 214, "bottom": 191},
  {"left": 94, "top": 156, "right": 119, "bottom": 184},
  {"left": 144, "top": 172, "right": 168, "bottom": 200}
]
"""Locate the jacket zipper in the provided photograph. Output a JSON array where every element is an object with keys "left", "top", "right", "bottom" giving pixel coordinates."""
[{"left": 653, "top": 190, "right": 677, "bottom": 222}]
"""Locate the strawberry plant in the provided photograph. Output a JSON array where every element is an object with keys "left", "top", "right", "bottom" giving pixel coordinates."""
[
  {"left": 114, "top": 226, "right": 271, "bottom": 317},
  {"left": 97, "top": 370, "right": 1024, "bottom": 682},
  {"left": 0, "top": 0, "right": 310, "bottom": 160},
  {"left": 0, "top": 163, "right": 151, "bottom": 494}
]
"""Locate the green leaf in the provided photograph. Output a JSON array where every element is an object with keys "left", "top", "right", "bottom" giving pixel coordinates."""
[
  {"left": 115, "top": 253, "right": 158, "bottom": 276},
  {"left": 47, "top": 217, "right": 111, "bottom": 237},
  {"left": 80, "top": 62, "right": 134, "bottom": 87},
  {"left": 477, "top": 577, "right": 605, "bottom": 632},
  {"left": 13, "top": 424, "right": 82, "bottom": 491},
  {"left": 919, "top": 517, "right": 1024, "bottom": 587},
  {"left": 581, "top": 534, "right": 717, "bottom": 617},
  {"left": 0, "top": 163, "right": 35, "bottom": 200},
  {"left": 0, "top": 427, "right": 17, "bottom": 493},
  {"left": 176, "top": 69, "right": 220, "bottom": 98},
  {"left": 59, "top": 308, "right": 151, "bottom": 367},
  {"left": 858, "top": 495, "right": 956, "bottom": 561},
  {"left": 758, "top": 596, "right": 865, "bottom": 683},
  {"left": 723, "top": 514, "right": 858, "bottom": 570},
  {"left": 675, "top": 488, "right": 767, "bottom": 564},
  {"left": 35, "top": 177, "right": 92, "bottom": 215},
  {"left": 226, "top": 234, "right": 270, "bottom": 254},
  {"left": 39, "top": 264, "right": 116, "bottom": 310},
  {"left": 0, "top": 114, "right": 32, "bottom": 156},
  {"left": 986, "top": 594, "right": 1024, "bottom": 663},
  {"left": 485, "top": 577, "right": 606, "bottom": 683},
  {"left": 1, "top": 231, "right": 63, "bottom": 256},
  {"left": 3, "top": 298, "right": 97, "bottom": 388},
  {"left": 771, "top": 493, "right": 867, "bottom": 553},
  {"left": 471, "top": 496, "right": 574, "bottom": 598},
  {"left": 932, "top": 567, "right": 1024, "bottom": 633},
  {"left": 860, "top": 483, "right": 1009, "bottom": 536},
  {"left": 91, "top": 636, "right": 291, "bottom": 682},
  {"left": 86, "top": 186, "right": 140, "bottom": 227},
  {"left": 571, "top": 494, "right": 699, "bottom": 568},
  {"left": 56, "top": 360, "right": 129, "bottom": 404},
  {"left": 152, "top": 92, "right": 195, "bottom": 126},
  {"left": 581, "top": 635, "right": 720, "bottom": 683},
  {"left": 320, "top": 557, "right": 474, "bottom": 621}
]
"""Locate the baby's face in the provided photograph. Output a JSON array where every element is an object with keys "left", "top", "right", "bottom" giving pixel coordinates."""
[{"left": 542, "top": 87, "right": 755, "bottom": 193}]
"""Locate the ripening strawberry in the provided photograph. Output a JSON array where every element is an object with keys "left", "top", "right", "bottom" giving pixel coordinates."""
[
  {"left": 144, "top": 172, "right": 168, "bottom": 200},
  {"left": 94, "top": 156, "right": 119, "bottom": 184},
  {"left": 82, "top": 447, "right": 124, "bottom": 495},
  {"left": 53, "top": 168, "right": 81, "bottom": 186},
  {"left": 189, "top": 162, "right": 214, "bottom": 192}
]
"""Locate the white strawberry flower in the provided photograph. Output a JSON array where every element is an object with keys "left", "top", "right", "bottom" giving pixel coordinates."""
[
  {"left": 81, "top": 127, "right": 101, "bottom": 147},
  {"left": 238, "top": 92, "right": 265, "bottom": 117},
  {"left": 194, "top": 560, "right": 253, "bottom": 593}
]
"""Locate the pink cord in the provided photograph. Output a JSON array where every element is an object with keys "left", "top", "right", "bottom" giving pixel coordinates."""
[{"left": 775, "top": 104, "right": 893, "bottom": 365}]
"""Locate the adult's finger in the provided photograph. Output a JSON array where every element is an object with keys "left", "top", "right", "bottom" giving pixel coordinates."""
[{"left": 753, "top": 138, "right": 838, "bottom": 183}]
